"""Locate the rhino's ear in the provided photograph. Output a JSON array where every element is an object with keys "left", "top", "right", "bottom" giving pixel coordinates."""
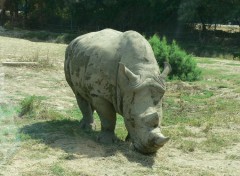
[
  {"left": 118, "top": 62, "right": 141, "bottom": 87},
  {"left": 160, "top": 62, "right": 171, "bottom": 79}
]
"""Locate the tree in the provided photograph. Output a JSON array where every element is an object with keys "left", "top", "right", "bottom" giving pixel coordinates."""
[
  {"left": 1, "top": 0, "right": 239, "bottom": 34},
  {"left": 0, "top": 0, "right": 19, "bottom": 24},
  {"left": 178, "top": 0, "right": 240, "bottom": 29}
]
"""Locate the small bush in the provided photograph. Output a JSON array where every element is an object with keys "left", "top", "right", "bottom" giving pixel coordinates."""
[
  {"left": 148, "top": 34, "right": 201, "bottom": 81},
  {"left": 19, "top": 96, "right": 42, "bottom": 118},
  {"left": 148, "top": 35, "right": 170, "bottom": 66},
  {"left": 18, "top": 95, "right": 64, "bottom": 120}
]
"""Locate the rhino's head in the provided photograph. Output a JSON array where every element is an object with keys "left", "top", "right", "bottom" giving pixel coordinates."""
[{"left": 118, "top": 62, "right": 171, "bottom": 154}]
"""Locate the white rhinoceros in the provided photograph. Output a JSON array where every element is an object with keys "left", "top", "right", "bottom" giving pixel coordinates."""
[{"left": 64, "top": 29, "right": 171, "bottom": 154}]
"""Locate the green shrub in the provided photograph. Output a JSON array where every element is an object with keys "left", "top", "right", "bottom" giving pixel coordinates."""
[
  {"left": 148, "top": 35, "right": 170, "bottom": 66},
  {"left": 148, "top": 34, "right": 201, "bottom": 81},
  {"left": 19, "top": 95, "right": 42, "bottom": 118},
  {"left": 18, "top": 95, "right": 64, "bottom": 120}
]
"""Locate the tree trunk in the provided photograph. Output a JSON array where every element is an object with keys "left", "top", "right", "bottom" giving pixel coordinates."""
[{"left": 0, "top": 0, "right": 6, "bottom": 25}]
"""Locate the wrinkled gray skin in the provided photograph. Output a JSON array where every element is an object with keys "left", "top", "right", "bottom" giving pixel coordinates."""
[{"left": 64, "top": 29, "right": 171, "bottom": 154}]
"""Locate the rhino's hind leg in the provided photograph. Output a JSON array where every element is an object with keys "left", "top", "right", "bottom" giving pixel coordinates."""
[
  {"left": 93, "top": 97, "right": 118, "bottom": 143},
  {"left": 76, "top": 93, "right": 96, "bottom": 130}
]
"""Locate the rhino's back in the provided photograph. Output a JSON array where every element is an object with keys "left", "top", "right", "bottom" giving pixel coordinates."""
[{"left": 65, "top": 29, "right": 122, "bottom": 104}]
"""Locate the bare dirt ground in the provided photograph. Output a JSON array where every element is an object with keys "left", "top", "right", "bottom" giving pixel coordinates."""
[{"left": 0, "top": 34, "right": 240, "bottom": 176}]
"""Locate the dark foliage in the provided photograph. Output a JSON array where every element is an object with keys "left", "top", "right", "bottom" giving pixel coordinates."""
[
  {"left": 1, "top": 0, "right": 239, "bottom": 33},
  {"left": 149, "top": 35, "right": 201, "bottom": 81}
]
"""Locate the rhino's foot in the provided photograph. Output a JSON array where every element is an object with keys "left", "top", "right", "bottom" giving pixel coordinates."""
[
  {"left": 79, "top": 119, "right": 96, "bottom": 131},
  {"left": 97, "top": 131, "right": 119, "bottom": 144}
]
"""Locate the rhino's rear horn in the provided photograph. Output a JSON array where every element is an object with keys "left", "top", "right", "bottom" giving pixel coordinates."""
[{"left": 160, "top": 62, "right": 171, "bottom": 79}]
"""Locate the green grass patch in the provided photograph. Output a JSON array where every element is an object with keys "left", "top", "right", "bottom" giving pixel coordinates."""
[
  {"left": 225, "top": 63, "right": 240, "bottom": 66},
  {"left": 17, "top": 133, "right": 33, "bottom": 141},
  {"left": 50, "top": 163, "right": 66, "bottom": 176},
  {"left": 116, "top": 115, "right": 127, "bottom": 140},
  {"left": 200, "top": 67, "right": 240, "bottom": 85},
  {"left": 234, "top": 87, "right": 240, "bottom": 93},
  {"left": 195, "top": 57, "right": 218, "bottom": 64},
  {"left": 197, "top": 79, "right": 229, "bottom": 89},
  {"left": 18, "top": 95, "right": 65, "bottom": 120},
  {"left": 177, "top": 140, "right": 197, "bottom": 152},
  {"left": 59, "top": 153, "right": 77, "bottom": 161},
  {"left": 200, "top": 133, "right": 231, "bottom": 152},
  {"left": 27, "top": 150, "right": 49, "bottom": 159},
  {"left": 218, "top": 74, "right": 240, "bottom": 85},
  {"left": 65, "top": 107, "right": 82, "bottom": 120},
  {"left": 209, "top": 100, "right": 240, "bottom": 125},
  {"left": 162, "top": 115, "right": 199, "bottom": 126},
  {"left": 0, "top": 103, "right": 17, "bottom": 118},
  {"left": 225, "top": 154, "right": 240, "bottom": 160},
  {"left": 163, "top": 125, "right": 197, "bottom": 140},
  {"left": 164, "top": 125, "right": 239, "bottom": 153},
  {"left": 181, "top": 90, "right": 214, "bottom": 101},
  {"left": 0, "top": 103, "right": 20, "bottom": 165},
  {"left": 200, "top": 68, "right": 224, "bottom": 78}
]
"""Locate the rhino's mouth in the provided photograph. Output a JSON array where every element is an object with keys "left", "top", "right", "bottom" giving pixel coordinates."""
[
  {"left": 132, "top": 141, "right": 160, "bottom": 154},
  {"left": 132, "top": 134, "right": 169, "bottom": 154}
]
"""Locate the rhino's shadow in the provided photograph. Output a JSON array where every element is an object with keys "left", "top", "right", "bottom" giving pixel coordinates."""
[{"left": 19, "top": 119, "right": 156, "bottom": 167}]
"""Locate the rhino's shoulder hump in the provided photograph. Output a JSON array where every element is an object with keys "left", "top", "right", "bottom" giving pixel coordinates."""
[
  {"left": 121, "top": 30, "right": 151, "bottom": 51},
  {"left": 69, "top": 29, "right": 122, "bottom": 54},
  {"left": 100, "top": 28, "right": 122, "bottom": 35},
  {"left": 73, "top": 29, "right": 122, "bottom": 45},
  {"left": 119, "top": 30, "right": 154, "bottom": 57},
  {"left": 122, "top": 30, "right": 143, "bottom": 38},
  {"left": 118, "top": 30, "right": 159, "bottom": 77}
]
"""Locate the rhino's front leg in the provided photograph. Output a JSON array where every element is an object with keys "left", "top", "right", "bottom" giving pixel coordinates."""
[{"left": 92, "top": 97, "right": 118, "bottom": 143}]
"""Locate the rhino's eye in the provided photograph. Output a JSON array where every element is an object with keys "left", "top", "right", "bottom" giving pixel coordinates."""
[
  {"left": 145, "top": 113, "right": 159, "bottom": 128},
  {"left": 153, "top": 99, "right": 159, "bottom": 105},
  {"left": 151, "top": 90, "right": 163, "bottom": 105},
  {"left": 151, "top": 95, "right": 159, "bottom": 105},
  {"left": 152, "top": 96, "right": 161, "bottom": 105}
]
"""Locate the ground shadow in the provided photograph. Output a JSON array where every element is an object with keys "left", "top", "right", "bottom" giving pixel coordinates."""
[{"left": 19, "top": 119, "right": 156, "bottom": 167}]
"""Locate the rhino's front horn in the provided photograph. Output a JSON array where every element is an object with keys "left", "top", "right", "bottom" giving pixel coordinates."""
[
  {"left": 160, "top": 62, "right": 171, "bottom": 79},
  {"left": 154, "top": 134, "right": 170, "bottom": 147},
  {"left": 118, "top": 62, "right": 141, "bottom": 87}
]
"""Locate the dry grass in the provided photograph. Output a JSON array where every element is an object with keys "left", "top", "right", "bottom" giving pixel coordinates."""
[
  {"left": 0, "top": 34, "right": 66, "bottom": 69},
  {"left": 0, "top": 33, "right": 240, "bottom": 176}
]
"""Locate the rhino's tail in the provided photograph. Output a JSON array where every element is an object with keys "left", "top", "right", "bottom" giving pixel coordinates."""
[{"left": 64, "top": 45, "right": 74, "bottom": 92}]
